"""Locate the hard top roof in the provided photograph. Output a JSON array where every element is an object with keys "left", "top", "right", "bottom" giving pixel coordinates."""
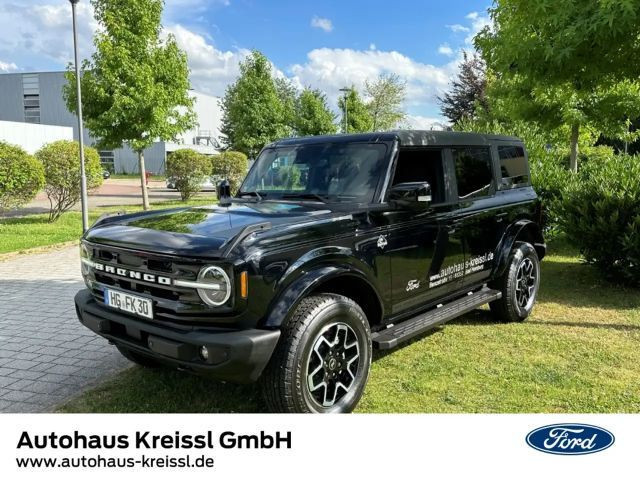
[{"left": 266, "top": 130, "right": 523, "bottom": 148}]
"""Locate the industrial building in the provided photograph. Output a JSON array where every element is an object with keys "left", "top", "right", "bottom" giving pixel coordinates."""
[{"left": 0, "top": 71, "right": 222, "bottom": 173}]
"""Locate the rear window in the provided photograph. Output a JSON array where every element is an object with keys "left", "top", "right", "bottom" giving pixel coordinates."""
[
  {"left": 498, "top": 145, "right": 529, "bottom": 188},
  {"left": 452, "top": 147, "right": 493, "bottom": 200}
]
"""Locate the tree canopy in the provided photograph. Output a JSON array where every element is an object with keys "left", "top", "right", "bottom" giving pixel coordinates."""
[
  {"left": 64, "top": 0, "right": 195, "bottom": 208},
  {"left": 294, "top": 88, "right": 337, "bottom": 136},
  {"left": 475, "top": 0, "right": 640, "bottom": 171},
  {"left": 439, "top": 52, "right": 488, "bottom": 125},
  {"left": 221, "top": 51, "right": 290, "bottom": 157},
  {"left": 338, "top": 88, "right": 373, "bottom": 133},
  {"left": 365, "top": 73, "right": 407, "bottom": 130}
]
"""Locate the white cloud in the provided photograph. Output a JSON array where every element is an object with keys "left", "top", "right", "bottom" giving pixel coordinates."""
[
  {"left": 464, "top": 11, "right": 491, "bottom": 45},
  {"left": 447, "top": 24, "right": 470, "bottom": 33},
  {"left": 0, "top": 60, "right": 18, "bottom": 72},
  {"left": 438, "top": 43, "right": 454, "bottom": 56},
  {"left": 0, "top": 1, "right": 98, "bottom": 64},
  {"left": 405, "top": 115, "right": 449, "bottom": 130},
  {"left": 369, "top": 43, "right": 376, "bottom": 50},
  {"left": 289, "top": 48, "right": 459, "bottom": 112},
  {"left": 311, "top": 16, "right": 333, "bottom": 33},
  {"left": 164, "top": 24, "right": 249, "bottom": 96}
]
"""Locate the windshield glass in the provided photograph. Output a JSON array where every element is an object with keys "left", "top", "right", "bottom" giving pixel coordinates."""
[{"left": 238, "top": 143, "right": 388, "bottom": 203}]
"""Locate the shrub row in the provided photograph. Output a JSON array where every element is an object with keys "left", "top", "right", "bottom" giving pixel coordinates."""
[
  {"left": 166, "top": 149, "right": 248, "bottom": 201},
  {"left": 0, "top": 140, "right": 103, "bottom": 221}
]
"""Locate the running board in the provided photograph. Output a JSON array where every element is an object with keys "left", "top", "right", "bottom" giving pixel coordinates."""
[{"left": 372, "top": 287, "right": 502, "bottom": 350}]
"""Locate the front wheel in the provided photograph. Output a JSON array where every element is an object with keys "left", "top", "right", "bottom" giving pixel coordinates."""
[
  {"left": 489, "top": 241, "right": 540, "bottom": 322},
  {"left": 260, "top": 294, "right": 372, "bottom": 413}
]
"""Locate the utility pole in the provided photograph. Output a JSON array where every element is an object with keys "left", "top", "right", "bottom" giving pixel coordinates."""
[
  {"left": 69, "top": 0, "right": 89, "bottom": 232},
  {"left": 339, "top": 87, "right": 350, "bottom": 134}
]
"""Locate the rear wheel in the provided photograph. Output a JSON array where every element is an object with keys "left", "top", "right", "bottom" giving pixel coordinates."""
[
  {"left": 116, "top": 346, "right": 163, "bottom": 369},
  {"left": 260, "top": 293, "right": 372, "bottom": 413},
  {"left": 490, "top": 241, "right": 540, "bottom": 322}
]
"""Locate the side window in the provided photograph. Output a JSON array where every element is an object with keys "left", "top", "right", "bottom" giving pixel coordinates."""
[
  {"left": 452, "top": 147, "right": 493, "bottom": 200},
  {"left": 498, "top": 145, "right": 529, "bottom": 188},
  {"left": 391, "top": 148, "right": 445, "bottom": 203}
]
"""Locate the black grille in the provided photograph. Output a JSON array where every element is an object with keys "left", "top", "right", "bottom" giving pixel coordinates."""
[{"left": 85, "top": 244, "right": 208, "bottom": 322}]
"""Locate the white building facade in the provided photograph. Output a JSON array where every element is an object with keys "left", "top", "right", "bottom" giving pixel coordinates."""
[{"left": 0, "top": 71, "right": 222, "bottom": 173}]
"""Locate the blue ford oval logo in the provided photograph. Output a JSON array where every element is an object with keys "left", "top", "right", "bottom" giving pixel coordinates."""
[{"left": 526, "top": 423, "right": 614, "bottom": 455}]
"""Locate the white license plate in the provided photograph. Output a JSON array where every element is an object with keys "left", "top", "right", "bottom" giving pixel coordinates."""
[{"left": 103, "top": 288, "right": 153, "bottom": 319}]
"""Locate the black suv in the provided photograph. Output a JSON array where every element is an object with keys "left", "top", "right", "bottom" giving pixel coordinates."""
[{"left": 75, "top": 131, "right": 545, "bottom": 413}]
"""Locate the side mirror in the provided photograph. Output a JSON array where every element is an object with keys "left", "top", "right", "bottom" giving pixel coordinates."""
[
  {"left": 388, "top": 182, "right": 432, "bottom": 210},
  {"left": 217, "top": 179, "right": 232, "bottom": 206}
]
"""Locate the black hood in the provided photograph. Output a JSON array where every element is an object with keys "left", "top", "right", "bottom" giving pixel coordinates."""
[{"left": 84, "top": 201, "right": 340, "bottom": 257}]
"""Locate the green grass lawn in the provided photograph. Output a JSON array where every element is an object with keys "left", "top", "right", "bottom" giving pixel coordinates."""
[
  {"left": 57, "top": 238, "right": 640, "bottom": 413},
  {"left": 0, "top": 197, "right": 216, "bottom": 255}
]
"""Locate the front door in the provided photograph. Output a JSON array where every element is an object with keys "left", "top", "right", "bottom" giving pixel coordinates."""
[{"left": 381, "top": 147, "right": 465, "bottom": 316}]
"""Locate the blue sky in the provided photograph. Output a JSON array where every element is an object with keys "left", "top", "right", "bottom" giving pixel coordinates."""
[{"left": 0, "top": 0, "right": 490, "bottom": 126}]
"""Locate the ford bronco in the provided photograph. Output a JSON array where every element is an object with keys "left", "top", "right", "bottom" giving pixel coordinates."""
[{"left": 75, "top": 131, "right": 545, "bottom": 413}]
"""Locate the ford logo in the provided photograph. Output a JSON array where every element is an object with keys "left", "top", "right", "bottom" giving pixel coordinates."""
[{"left": 526, "top": 423, "right": 614, "bottom": 455}]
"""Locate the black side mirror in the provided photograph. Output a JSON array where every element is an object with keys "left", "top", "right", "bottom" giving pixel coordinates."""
[
  {"left": 388, "top": 182, "right": 432, "bottom": 210},
  {"left": 217, "top": 179, "right": 232, "bottom": 206}
]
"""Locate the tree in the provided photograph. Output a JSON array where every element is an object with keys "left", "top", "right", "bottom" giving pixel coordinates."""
[
  {"left": 338, "top": 88, "right": 372, "bottom": 133},
  {"left": 36, "top": 140, "right": 102, "bottom": 222},
  {"left": 166, "top": 149, "right": 212, "bottom": 201},
  {"left": 64, "top": 0, "right": 195, "bottom": 210},
  {"left": 439, "top": 52, "right": 488, "bottom": 124},
  {"left": 211, "top": 151, "right": 248, "bottom": 195},
  {"left": 0, "top": 142, "right": 45, "bottom": 212},
  {"left": 365, "top": 73, "right": 407, "bottom": 130},
  {"left": 275, "top": 77, "right": 297, "bottom": 136},
  {"left": 475, "top": 0, "right": 640, "bottom": 172},
  {"left": 294, "top": 88, "right": 337, "bottom": 136},
  {"left": 221, "top": 51, "right": 290, "bottom": 158}
]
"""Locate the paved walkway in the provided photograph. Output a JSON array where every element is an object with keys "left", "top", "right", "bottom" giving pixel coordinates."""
[{"left": 0, "top": 246, "right": 129, "bottom": 412}]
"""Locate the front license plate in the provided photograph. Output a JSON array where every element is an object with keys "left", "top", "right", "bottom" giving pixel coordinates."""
[{"left": 103, "top": 288, "right": 153, "bottom": 319}]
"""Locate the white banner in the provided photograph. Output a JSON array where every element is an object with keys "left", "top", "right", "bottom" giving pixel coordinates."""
[{"left": 0, "top": 414, "right": 634, "bottom": 479}]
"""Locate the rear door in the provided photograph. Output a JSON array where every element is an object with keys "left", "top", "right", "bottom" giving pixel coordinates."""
[{"left": 450, "top": 145, "right": 501, "bottom": 288}]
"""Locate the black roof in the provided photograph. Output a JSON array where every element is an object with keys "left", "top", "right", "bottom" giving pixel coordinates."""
[{"left": 267, "top": 130, "right": 523, "bottom": 148}]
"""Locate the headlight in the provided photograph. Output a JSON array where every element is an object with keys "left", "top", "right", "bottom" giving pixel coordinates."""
[
  {"left": 196, "top": 266, "right": 231, "bottom": 306},
  {"left": 80, "top": 243, "right": 90, "bottom": 275}
]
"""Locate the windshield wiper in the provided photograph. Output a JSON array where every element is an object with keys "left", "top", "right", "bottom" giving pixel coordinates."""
[
  {"left": 238, "top": 190, "right": 264, "bottom": 201},
  {"left": 281, "top": 193, "right": 329, "bottom": 203}
]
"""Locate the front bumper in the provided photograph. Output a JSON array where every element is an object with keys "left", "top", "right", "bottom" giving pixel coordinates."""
[{"left": 74, "top": 289, "right": 280, "bottom": 383}]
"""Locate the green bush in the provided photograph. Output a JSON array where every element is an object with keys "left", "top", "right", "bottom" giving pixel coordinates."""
[
  {"left": 559, "top": 154, "right": 640, "bottom": 286},
  {"left": 36, "top": 140, "right": 103, "bottom": 222},
  {"left": 529, "top": 153, "right": 568, "bottom": 236},
  {"left": 0, "top": 142, "right": 45, "bottom": 212},
  {"left": 211, "top": 151, "right": 248, "bottom": 195},
  {"left": 166, "top": 149, "right": 212, "bottom": 201}
]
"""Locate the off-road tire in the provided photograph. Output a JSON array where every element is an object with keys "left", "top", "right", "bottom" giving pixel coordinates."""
[
  {"left": 116, "top": 346, "right": 163, "bottom": 368},
  {"left": 260, "top": 293, "right": 372, "bottom": 413},
  {"left": 489, "top": 241, "right": 540, "bottom": 322}
]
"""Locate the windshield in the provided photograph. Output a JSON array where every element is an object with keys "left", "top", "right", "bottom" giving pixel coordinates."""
[{"left": 238, "top": 143, "right": 388, "bottom": 203}]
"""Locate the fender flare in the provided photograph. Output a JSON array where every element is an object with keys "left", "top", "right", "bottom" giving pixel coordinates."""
[
  {"left": 492, "top": 219, "right": 546, "bottom": 278},
  {"left": 262, "top": 265, "right": 383, "bottom": 328}
]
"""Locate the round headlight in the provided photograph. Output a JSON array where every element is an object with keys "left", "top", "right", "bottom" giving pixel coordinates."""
[
  {"left": 80, "top": 243, "right": 90, "bottom": 274},
  {"left": 197, "top": 266, "right": 231, "bottom": 306}
]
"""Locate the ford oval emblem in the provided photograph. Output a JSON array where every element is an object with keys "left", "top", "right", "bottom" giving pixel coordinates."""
[{"left": 526, "top": 423, "right": 614, "bottom": 455}]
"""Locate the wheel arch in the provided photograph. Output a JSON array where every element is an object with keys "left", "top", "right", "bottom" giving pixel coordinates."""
[
  {"left": 492, "top": 219, "right": 546, "bottom": 278},
  {"left": 262, "top": 266, "right": 384, "bottom": 329}
]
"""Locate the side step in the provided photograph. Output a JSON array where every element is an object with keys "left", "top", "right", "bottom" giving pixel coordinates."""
[{"left": 372, "top": 287, "right": 502, "bottom": 350}]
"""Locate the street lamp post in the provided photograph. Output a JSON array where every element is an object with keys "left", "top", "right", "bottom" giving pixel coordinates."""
[
  {"left": 339, "top": 87, "right": 350, "bottom": 134},
  {"left": 69, "top": 0, "right": 89, "bottom": 232}
]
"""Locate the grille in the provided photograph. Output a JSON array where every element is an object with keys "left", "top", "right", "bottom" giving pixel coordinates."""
[{"left": 85, "top": 244, "right": 211, "bottom": 322}]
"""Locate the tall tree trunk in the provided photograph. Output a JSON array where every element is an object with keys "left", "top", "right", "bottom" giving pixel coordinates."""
[
  {"left": 569, "top": 123, "right": 580, "bottom": 173},
  {"left": 138, "top": 150, "right": 150, "bottom": 210}
]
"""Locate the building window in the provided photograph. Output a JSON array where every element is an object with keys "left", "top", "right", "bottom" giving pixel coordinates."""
[
  {"left": 99, "top": 151, "right": 115, "bottom": 173},
  {"left": 22, "top": 74, "right": 40, "bottom": 124}
]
